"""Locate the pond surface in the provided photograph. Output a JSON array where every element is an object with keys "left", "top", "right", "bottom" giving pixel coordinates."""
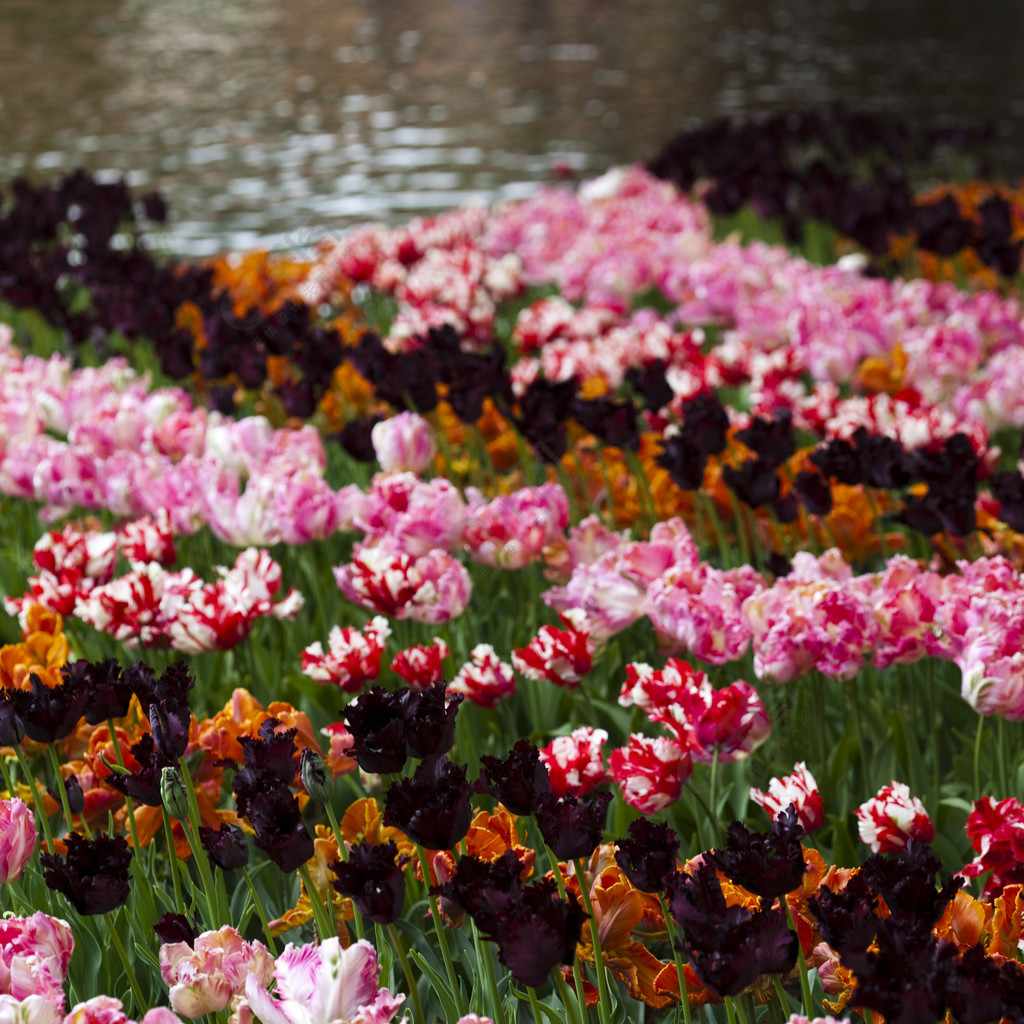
[{"left": 3, "top": 0, "right": 1023, "bottom": 255}]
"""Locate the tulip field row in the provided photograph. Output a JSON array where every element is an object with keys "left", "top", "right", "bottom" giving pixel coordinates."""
[{"left": 0, "top": 132, "right": 1023, "bottom": 1024}]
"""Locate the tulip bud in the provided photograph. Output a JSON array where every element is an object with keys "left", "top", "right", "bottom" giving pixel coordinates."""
[
  {"left": 300, "top": 748, "right": 333, "bottom": 804},
  {"left": 160, "top": 767, "right": 191, "bottom": 822}
]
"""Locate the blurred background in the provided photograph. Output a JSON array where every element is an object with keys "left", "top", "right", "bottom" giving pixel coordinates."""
[{"left": 3, "top": 0, "right": 1022, "bottom": 256}]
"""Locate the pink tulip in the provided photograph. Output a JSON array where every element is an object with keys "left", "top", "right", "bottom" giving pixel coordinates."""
[
  {"left": 0, "top": 799, "right": 36, "bottom": 884},
  {"left": 160, "top": 926, "right": 273, "bottom": 1019},
  {"left": 0, "top": 913, "right": 74, "bottom": 1011},
  {"left": 63, "top": 996, "right": 182, "bottom": 1024},
  {"left": 0, "top": 994, "right": 61, "bottom": 1024},
  {"left": 371, "top": 412, "right": 437, "bottom": 476},
  {"left": 244, "top": 938, "right": 403, "bottom": 1024}
]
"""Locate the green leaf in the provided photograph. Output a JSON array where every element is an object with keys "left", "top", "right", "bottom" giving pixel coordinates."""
[
  {"left": 509, "top": 984, "right": 565, "bottom": 1024},
  {"left": 939, "top": 797, "right": 974, "bottom": 813},
  {"left": 408, "top": 947, "right": 460, "bottom": 1023}
]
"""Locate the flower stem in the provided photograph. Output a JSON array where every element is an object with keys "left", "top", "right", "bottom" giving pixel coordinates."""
[
  {"left": 783, "top": 896, "right": 815, "bottom": 1016},
  {"left": 658, "top": 896, "right": 693, "bottom": 1024},
  {"left": 107, "top": 723, "right": 142, "bottom": 852},
  {"left": 574, "top": 858, "right": 614, "bottom": 1024},
  {"left": 242, "top": 866, "right": 278, "bottom": 955},
  {"left": 527, "top": 983, "right": 546, "bottom": 1024},
  {"left": 415, "top": 844, "right": 467, "bottom": 1018},
  {"left": 0, "top": 753, "right": 16, "bottom": 800},
  {"left": 771, "top": 973, "right": 791, "bottom": 1016},
  {"left": 974, "top": 715, "right": 985, "bottom": 798},
  {"left": 161, "top": 807, "right": 187, "bottom": 916},
  {"left": 299, "top": 861, "right": 337, "bottom": 942},
  {"left": 387, "top": 922, "right": 426, "bottom": 1024},
  {"left": 323, "top": 799, "right": 364, "bottom": 941},
  {"left": 105, "top": 910, "right": 146, "bottom": 1013},
  {"left": 541, "top": 841, "right": 589, "bottom": 1024},
  {"left": 176, "top": 756, "right": 226, "bottom": 928},
  {"left": 47, "top": 743, "right": 89, "bottom": 838},
  {"left": 476, "top": 923, "right": 507, "bottom": 1024},
  {"left": 14, "top": 745, "right": 54, "bottom": 852}
]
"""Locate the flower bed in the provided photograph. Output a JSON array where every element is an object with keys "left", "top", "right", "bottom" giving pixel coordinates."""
[{"left": 0, "top": 147, "right": 1022, "bottom": 1024}]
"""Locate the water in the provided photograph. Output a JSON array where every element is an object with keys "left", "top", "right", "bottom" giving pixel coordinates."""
[{"left": 3, "top": 0, "right": 1023, "bottom": 256}]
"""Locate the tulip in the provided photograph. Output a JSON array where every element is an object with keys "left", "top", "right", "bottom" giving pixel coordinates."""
[
  {"left": 244, "top": 938, "right": 404, "bottom": 1024},
  {"left": 371, "top": 412, "right": 437, "bottom": 476},
  {"left": 160, "top": 926, "right": 273, "bottom": 1018},
  {"left": 0, "top": 799, "right": 36, "bottom": 884}
]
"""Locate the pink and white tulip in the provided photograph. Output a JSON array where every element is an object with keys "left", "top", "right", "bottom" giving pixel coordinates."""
[
  {"left": 159, "top": 926, "right": 273, "bottom": 1018},
  {"left": 0, "top": 800, "right": 36, "bottom": 884},
  {"left": 370, "top": 411, "right": 437, "bottom": 476},
  {"left": 243, "top": 938, "right": 403, "bottom": 1024}
]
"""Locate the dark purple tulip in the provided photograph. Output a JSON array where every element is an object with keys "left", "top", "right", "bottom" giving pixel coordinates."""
[
  {"left": 680, "top": 390, "right": 730, "bottom": 456},
  {"left": 665, "top": 861, "right": 797, "bottom": 998},
  {"left": 945, "top": 944, "right": 1005, "bottom": 1024},
  {"left": 61, "top": 658, "right": 133, "bottom": 725},
  {"left": 154, "top": 912, "right": 200, "bottom": 945},
  {"left": 235, "top": 719, "right": 300, "bottom": 796},
  {"left": 734, "top": 410, "right": 794, "bottom": 469},
  {"left": 810, "top": 436, "right": 864, "bottom": 486},
  {"left": 383, "top": 755, "right": 472, "bottom": 851},
  {"left": 140, "top": 192, "right": 169, "bottom": 224},
  {"left": 63, "top": 774, "right": 85, "bottom": 816},
  {"left": 625, "top": 360, "right": 674, "bottom": 414},
  {"left": 723, "top": 458, "right": 781, "bottom": 509},
  {"left": 515, "top": 377, "right": 578, "bottom": 463},
  {"left": 475, "top": 740, "right": 552, "bottom": 816},
  {"left": 991, "top": 470, "right": 1024, "bottom": 534},
  {"left": 244, "top": 784, "right": 314, "bottom": 874},
  {"left": 793, "top": 468, "right": 833, "bottom": 516},
  {"left": 534, "top": 790, "right": 611, "bottom": 862},
  {"left": 2, "top": 674, "right": 87, "bottom": 743},
  {"left": 40, "top": 832, "right": 133, "bottom": 915},
  {"left": 707, "top": 806, "right": 807, "bottom": 907},
  {"left": 331, "top": 840, "right": 407, "bottom": 924},
  {"left": 277, "top": 379, "right": 319, "bottom": 419},
  {"left": 856, "top": 429, "right": 913, "bottom": 490},
  {"left": 849, "top": 921, "right": 957, "bottom": 1024},
  {"left": 104, "top": 734, "right": 172, "bottom": 808},
  {"left": 808, "top": 869, "right": 879, "bottom": 961},
  {"left": 402, "top": 681, "right": 462, "bottom": 761},
  {"left": 149, "top": 702, "right": 190, "bottom": 762},
  {"left": 860, "top": 841, "right": 962, "bottom": 930},
  {"left": 614, "top": 818, "right": 679, "bottom": 893},
  {"left": 337, "top": 416, "right": 385, "bottom": 462},
  {"left": 199, "top": 823, "right": 250, "bottom": 871},
  {"left": 493, "top": 880, "right": 587, "bottom": 988},
  {"left": 343, "top": 688, "right": 409, "bottom": 775},
  {"left": 0, "top": 703, "right": 25, "bottom": 746},
  {"left": 433, "top": 849, "right": 525, "bottom": 936},
  {"left": 656, "top": 433, "right": 709, "bottom": 491},
  {"left": 570, "top": 396, "right": 640, "bottom": 451}
]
